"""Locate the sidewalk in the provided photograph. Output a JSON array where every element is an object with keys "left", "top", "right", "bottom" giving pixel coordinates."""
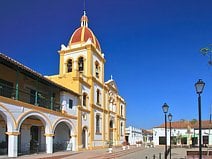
[
  {"left": 0, "top": 146, "right": 125, "bottom": 159},
  {"left": 0, "top": 146, "right": 207, "bottom": 159}
]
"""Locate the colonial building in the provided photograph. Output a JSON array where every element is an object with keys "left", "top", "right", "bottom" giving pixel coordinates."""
[
  {"left": 153, "top": 120, "right": 212, "bottom": 147},
  {"left": 125, "top": 126, "right": 153, "bottom": 147},
  {"left": 142, "top": 129, "right": 153, "bottom": 145},
  {"left": 0, "top": 11, "right": 126, "bottom": 157},
  {"left": 125, "top": 126, "right": 143, "bottom": 145}
]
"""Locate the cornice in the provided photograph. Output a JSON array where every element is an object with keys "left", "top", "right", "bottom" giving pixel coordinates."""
[
  {"left": 78, "top": 106, "right": 91, "bottom": 113},
  {"left": 92, "top": 104, "right": 104, "bottom": 112}
]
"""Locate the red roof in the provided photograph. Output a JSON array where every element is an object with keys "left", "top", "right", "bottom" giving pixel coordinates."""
[
  {"left": 69, "top": 14, "right": 101, "bottom": 52},
  {"left": 155, "top": 120, "right": 212, "bottom": 129},
  {"left": 71, "top": 28, "right": 82, "bottom": 43}
]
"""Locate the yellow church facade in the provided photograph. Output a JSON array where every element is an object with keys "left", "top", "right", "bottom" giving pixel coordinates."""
[
  {"left": 47, "top": 11, "right": 126, "bottom": 150},
  {"left": 0, "top": 11, "right": 126, "bottom": 158}
]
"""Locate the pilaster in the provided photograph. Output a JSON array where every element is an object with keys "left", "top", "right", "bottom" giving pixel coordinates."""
[
  {"left": 45, "top": 134, "right": 54, "bottom": 154},
  {"left": 7, "top": 132, "right": 19, "bottom": 157}
]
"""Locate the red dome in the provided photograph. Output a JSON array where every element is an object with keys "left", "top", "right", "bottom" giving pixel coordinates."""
[{"left": 68, "top": 14, "right": 101, "bottom": 52}]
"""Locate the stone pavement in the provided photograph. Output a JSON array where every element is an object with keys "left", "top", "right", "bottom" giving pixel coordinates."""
[{"left": 0, "top": 145, "right": 210, "bottom": 159}]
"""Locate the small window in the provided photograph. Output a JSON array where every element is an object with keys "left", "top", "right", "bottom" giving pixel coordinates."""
[
  {"left": 121, "top": 105, "right": 123, "bottom": 116},
  {"left": 83, "top": 93, "right": 87, "bottom": 106},
  {"left": 69, "top": 99, "right": 73, "bottom": 109},
  {"left": 96, "top": 114, "right": 100, "bottom": 133},
  {"left": 110, "top": 120, "right": 113, "bottom": 128},
  {"left": 78, "top": 57, "right": 84, "bottom": 72},
  {"left": 95, "top": 61, "right": 100, "bottom": 78},
  {"left": 97, "top": 89, "right": 100, "bottom": 105},
  {"left": 67, "top": 59, "right": 72, "bottom": 72},
  {"left": 120, "top": 122, "right": 123, "bottom": 136}
]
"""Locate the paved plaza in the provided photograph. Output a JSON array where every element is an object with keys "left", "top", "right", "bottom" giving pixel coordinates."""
[
  {"left": 1, "top": 145, "right": 212, "bottom": 159},
  {"left": 0, "top": 145, "right": 191, "bottom": 159}
]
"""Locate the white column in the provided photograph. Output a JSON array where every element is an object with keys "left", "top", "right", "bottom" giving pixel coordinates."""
[
  {"left": 46, "top": 135, "right": 53, "bottom": 154},
  {"left": 71, "top": 135, "right": 77, "bottom": 151},
  {"left": 8, "top": 134, "right": 18, "bottom": 157},
  {"left": 209, "top": 129, "right": 212, "bottom": 145}
]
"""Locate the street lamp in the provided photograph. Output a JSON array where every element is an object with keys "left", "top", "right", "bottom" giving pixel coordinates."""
[
  {"left": 195, "top": 79, "right": 205, "bottom": 159},
  {"left": 162, "top": 103, "right": 169, "bottom": 159},
  {"left": 168, "top": 113, "right": 173, "bottom": 159}
]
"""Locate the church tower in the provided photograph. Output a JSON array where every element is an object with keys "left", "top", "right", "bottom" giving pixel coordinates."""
[
  {"left": 47, "top": 10, "right": 126, "bottom": 150},
  {"left": 57, "top": 11, "right": 105, "bottom": 91}
]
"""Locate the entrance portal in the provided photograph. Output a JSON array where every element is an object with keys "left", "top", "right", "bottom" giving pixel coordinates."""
[
  {"left": 18, "top": 116, "right": 46, "bottom": 155},
  {"left": 82, "top": 127, "right": 88, "bottom": 148},
  {"left": 30, "top": 126, "right": 39, "bottom": 153},
  {"left": 109, "top": 120, "right": 113, "bottom": 145}
]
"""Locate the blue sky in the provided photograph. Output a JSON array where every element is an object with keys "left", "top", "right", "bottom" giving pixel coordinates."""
[{"left": 0, "top": 0, "right": 212, "bottom": 129}]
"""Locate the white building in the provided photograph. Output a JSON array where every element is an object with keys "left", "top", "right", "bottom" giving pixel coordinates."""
[
  {"left": 153, "top": 120, "right": 212, "bottom": 147},
  {"left": 142, "top": 129, "right": 153, "bottom": 144},
  {"left": 0, "top": 53, "right": 79, "bottom": 157},
  {"left": 125, "top": 126, "right": 143, "bottom": 145}
]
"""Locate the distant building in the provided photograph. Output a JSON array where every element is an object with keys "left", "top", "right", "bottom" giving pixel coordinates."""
[
  {"left": 153, "top": 120, "right": 212, "bottom": 147},
  {"left": 125, "top": 126, "right": 143, "bottom": 145},
  {"left": 142, "top": 129, "right": 153, "bottom": 144}
]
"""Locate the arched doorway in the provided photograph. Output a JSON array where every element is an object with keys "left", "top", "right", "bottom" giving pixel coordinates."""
[
  {"left": 109, "top": 120, "right": 113, "bottom": 144},
  {"left": 18, "top": 116, "right": 46, "bottom": 155},
  {"left": 82, "top": 127, "right": 88, "bottom": 148},
  {"left": 0, "top": 114, "right": 7, "bottom": 155},
  {"left": 54, "top": 122, "right": 71, "bottom": 152}
]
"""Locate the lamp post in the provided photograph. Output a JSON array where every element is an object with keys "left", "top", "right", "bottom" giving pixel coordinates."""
[
  {"left": 162, "top": 103, "right": 169, "bottom": 159},
  {"left": 195, "top": 79, "right": 205, "bottom": 159},
  {"left": 168, "top": 113, "right": 173, "bottom": 159}
]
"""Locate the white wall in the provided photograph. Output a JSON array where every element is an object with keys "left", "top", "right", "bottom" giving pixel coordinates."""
[
  {"left": 126, "top": 126, "right": 143, "bottom": 145},
  {"left": 60, "top": 91, "right": 78, "bottom": 116}
]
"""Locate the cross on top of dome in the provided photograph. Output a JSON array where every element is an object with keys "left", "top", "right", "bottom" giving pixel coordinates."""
[{"left": 81, "top": 11, "right": 88, "bottom": 27}]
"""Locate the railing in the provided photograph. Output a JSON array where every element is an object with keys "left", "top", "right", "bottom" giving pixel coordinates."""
[{"left": 0, "top": 82, "right": 61, "bottom": 112}]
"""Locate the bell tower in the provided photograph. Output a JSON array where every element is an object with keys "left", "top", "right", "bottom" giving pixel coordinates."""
[{"left": 57, "top": 11, "right": 105, "bottom": 84}]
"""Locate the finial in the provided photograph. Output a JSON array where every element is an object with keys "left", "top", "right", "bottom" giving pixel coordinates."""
[
  {"left": 81, "top": 0, "right": 88, "bottom": 27},
  {"left": 110, "top": 75, "right": 113, "bottom": 80},
  {"left": 83, "top": 0, "right": 86, "bottom": 15}
]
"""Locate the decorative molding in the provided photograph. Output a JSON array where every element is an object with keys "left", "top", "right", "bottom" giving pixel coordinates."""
[
  {"left": 44, "top": 133, "right": 54, "bottom": 137},
  {"left": 5, "top": 132, "right": 20, "bottom": 136}
]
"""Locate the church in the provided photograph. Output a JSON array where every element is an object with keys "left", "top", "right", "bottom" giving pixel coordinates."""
[{"left": 0, "top": 11, "right": 126, "bottom": 157}]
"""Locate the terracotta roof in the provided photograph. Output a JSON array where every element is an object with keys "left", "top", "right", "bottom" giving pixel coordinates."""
[
  {"left": 69, "top": 14, "right": 101, "bottom": 52},
  {"left": 142, "top": 129, "right": 153, "bottom": 135},
  {"left": 154, "top": 120, "right": 212, "bottom": 129}
]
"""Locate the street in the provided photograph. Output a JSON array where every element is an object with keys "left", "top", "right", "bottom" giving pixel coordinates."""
[{"left": 4, "top": 146, "right": 188, "bottom": 159}]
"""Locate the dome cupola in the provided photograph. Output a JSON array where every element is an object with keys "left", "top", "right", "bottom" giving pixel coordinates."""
[{"left": 68, "top": 11, "right": 101, "bottom": 52}]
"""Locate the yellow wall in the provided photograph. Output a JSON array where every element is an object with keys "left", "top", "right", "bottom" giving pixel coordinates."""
[{"left": 46, "top": 39, "right": 126, "bottom": 149}]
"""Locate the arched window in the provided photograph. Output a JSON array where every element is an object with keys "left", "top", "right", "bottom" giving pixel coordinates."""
[
  {"left": 120, "top": 122, "right": 123, "bottom": 136},
  {"left": 78, "top": 57, "right": 84, "bottom": 72},
  {"left": 110, "top": 120, "right": 113, "bottom": 128},
  {"left": 95, "top": 61, "right": 100, "bottom": 78},
  {"left": 96, "top": 89, "right": 100, "bottom": 105},
  {"left": 83, "top": 92, "right": 87, "bottom": 106},
  {"left": 120, "top": 105, "right": 123, "bottom": 116},
  {"left": 96, "top": 114, "right": 100, "bottom": 133},
  {"left": 67, "top": 59, "right": 72, "bottom": 72}
]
